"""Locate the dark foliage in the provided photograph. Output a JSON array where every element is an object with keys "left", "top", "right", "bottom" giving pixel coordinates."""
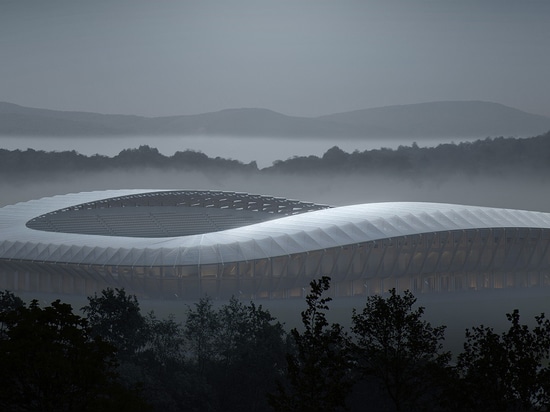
[
  {"left": 185, "top": 296, "right": 288, "bottom": 412},
  {"left": 82, "top": 287, "right": 149, "bottom": 360},
  {"left": 351, "top": 289, "right": 451, "bottom": 411},
  {"left": 269, "top": 276, "right": 354, "bottom": 412},
  {"left": 1, "top": 131, "right": 550, "bottom": 177},
  {"left": 267, "top": 132, "right": 550, "bottom": 175},
  {"left": 0, "top": 289, "right": 24, "bottom": 311},
  {"left": 0, "top": 145, "right": 258, "bottom": 177},
  {"left": 81, "top": 289, "right": 287, "bottom": 411},
  {"left": 450, "top": 309, "right": 550, "bottom": 411},
  {"left": 7, "top": 284, "right": 550, "bottom": 411},
  {"left": 0, "top": 298, "right": 149, "bottom": 411},
  {"left": 0, "top": 289, "right": 24, "bottom": 339},
  {"left": 82, "top": 287, "right": 201, "bottom": 411}
]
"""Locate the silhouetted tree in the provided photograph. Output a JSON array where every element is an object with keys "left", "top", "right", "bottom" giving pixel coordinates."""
[
  {"left": 215, "top": 297, "right": 287, "bottom": 411},
  {"left": 453, "top": 309, "right": 550, "bottom": 411},
  {"left": 351, "top": 289, "right": 450, "bottom": 411},
  {"left": 82, "top": 287, "right": 148, "bottom": 360},
  {"left": 136, "top": 311, "right": 195, "bottom": 412},
  {"left": 322, "top": 146, "right": 349, "bottom": 169},
  {"left": 143, "top": 312, "right": 186, "bottom": 371},
  {"left": 0, "top": 289, "right": 24, "bottom": 313},
  {"left": 269, "top": 276, "right": 353, "bottom": 412},
  {"left": 185, "top": 296, "right": 287, "bottom": 411},
  {"left": 0, "top": 299, "right": 149, "bottom": 411},
  {"left": 114, "top": 145, "right": 166, "bottom": 168},
  {"left": 0, "top": 290, "right": 24, "bottom": 339},
  {"left": 184, "top": 295, "right": 221, "bottom": 376},
  {"left": 3, "top": 131, "right": 550, "bottom": 177}
]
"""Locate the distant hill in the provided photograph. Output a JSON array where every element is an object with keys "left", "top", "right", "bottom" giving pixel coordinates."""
[
  {"left": 0, "top": 102, "right": 148, "bottom": 136},
  {"left": 318, "top": 101, "right": 550, "bottom": 138},
  {"left": 1, "top": 100, "right": 549, "bottom": 138},
  {"left": 143, "top": 108, "right": 357, "bottom": 137}
]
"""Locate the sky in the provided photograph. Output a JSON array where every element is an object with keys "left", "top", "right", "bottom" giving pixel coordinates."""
[{"left": 1, "top": 0, "right": 550, "bottom": 118}]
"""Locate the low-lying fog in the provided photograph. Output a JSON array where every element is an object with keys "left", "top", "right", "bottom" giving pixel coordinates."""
[
  {"left": 0, "top": 134, "right": 481, "bottom": 169},
  {"left": 1, "top": 134, "right": 548, "bottom": 212},
  {"left": 3, "top": 134, "right": 550, "bottom": 354},
  {"left": 2, "top": 166, "right": 549, "bottom": 213},
  {"left": 21, "top": 288, "right": 550, "bottom": 355}
]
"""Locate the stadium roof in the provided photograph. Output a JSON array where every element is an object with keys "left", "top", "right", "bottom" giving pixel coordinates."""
[{"left": 2, "top": 189, "right": 550, "bottom": 267}]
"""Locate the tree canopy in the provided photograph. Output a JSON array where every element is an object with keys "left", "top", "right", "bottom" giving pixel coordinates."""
[
  {"left": 4, "top": 283, "right": 550, "bottom": 411},
  {"left": 0, "top": 297, "right": 148, "bottom": 411},
  {"left": 351, "top": 288, "right": 450, "bottom": 411},
  {"left": 1, "top": 131, "right": 550, "bottom": 178},
  {"left": 269, "top": 276, "right": 354, "bottom": 412}
]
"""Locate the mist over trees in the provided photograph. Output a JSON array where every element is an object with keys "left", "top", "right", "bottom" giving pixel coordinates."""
[
  {"left": 0, "top": 145, "right": 258, "bottom": 177},
  {"left": 4, "top": 283, "right": 550, "bottom": 411},
  {"left": 1, "top": 132, "right": 549, "bottom": 179},
  {"left": 267, "top": 131, "right": 550, "bottom": 176},
  {"left": 0, "top": 290, "right": 148, "bottom": 411}
]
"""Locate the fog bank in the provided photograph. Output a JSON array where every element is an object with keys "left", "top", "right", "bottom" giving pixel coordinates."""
[{"left": 2, "top": 168, "right": 548, "bottom": 213}]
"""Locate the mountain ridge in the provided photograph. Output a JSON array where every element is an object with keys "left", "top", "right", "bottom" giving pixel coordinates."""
[{"left": 1, "top": 100, "right": 549, "bottom": 138}]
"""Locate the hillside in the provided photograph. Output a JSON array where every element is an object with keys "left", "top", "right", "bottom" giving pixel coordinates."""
[
  {"left": 1, "top": 100, "right": 549, "bottom": 138},
  {"left": 318, "top": 101, "right": 550, "bottom": 138}
]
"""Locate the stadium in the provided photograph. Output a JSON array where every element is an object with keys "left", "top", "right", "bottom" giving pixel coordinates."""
[{"left": 1, "top": 189, "right": 550, "bottom": 299}]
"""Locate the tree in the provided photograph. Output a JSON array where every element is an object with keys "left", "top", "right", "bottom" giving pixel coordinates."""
[
  {"left": 0, "top": 299, "right": 149, "bottom": 411},
  {"left": 269, "top": 276, "right": 353, "bottom": 412},
  {"left": 0, "top": 289, "right": 24, "bottom": 313},
  {"left": 143, "top": 312, "right": 186, "bottom": 371},
  {"left": 453, "top": 309, "right": 550, "bottom": 411},
  {"left": 0, "top": 290, "right": 24, "bottom": 339},
  {"left": 184, "top": 295, "right": 221, "bottom": 376},
  {"left": 181, "top": 296, "right": 223, "bottom": 410},
  {"left": 184, "top": 296, "right": 288, "bottom": 412},
  {"left": 351, "top": 288, "right": 450, "bottom": 411},
  {"left": 82, "top": 288, "right": 148, "bottom": 360},
  {"left": 136, "top": 311, "right": 196, "bottom": 412},
  {"left": 215, "top": 297, "right": 287, "bottom": 411}
]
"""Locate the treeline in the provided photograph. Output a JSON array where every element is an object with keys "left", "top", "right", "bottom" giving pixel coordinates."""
[
  {"left": 0, "top": 145, "right": 258, "bottom": 177},
  {"left": 3, "top": 280, "right": 550, "bottom": 411},
  {"left": 267, "top": 131, "right": 550, "bottom": 176},
  {"left": 1, "top": 131, "right": 550, "bottom": 177}
]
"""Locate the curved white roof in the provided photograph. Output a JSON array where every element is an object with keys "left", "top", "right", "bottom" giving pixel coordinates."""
[{"left": 2, "top": 189, "right": 550, "bottom": 267}]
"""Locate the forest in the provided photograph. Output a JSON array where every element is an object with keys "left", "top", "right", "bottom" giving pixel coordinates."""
[
  {"left": 1, "top": 131, "right": 550, "bottom": 178},
  {"left": 2, "top": 278, "right": 550, "bottom": 411}
]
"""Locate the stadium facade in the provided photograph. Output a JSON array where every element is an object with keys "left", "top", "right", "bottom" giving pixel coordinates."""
[{"left": 1, "top": 189, "right": 550, "bottom": 299}]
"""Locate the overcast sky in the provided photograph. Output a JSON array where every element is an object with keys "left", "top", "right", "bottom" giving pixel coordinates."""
[{"left": 1, "top": 0, "right": 549, "bottom": 118}]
